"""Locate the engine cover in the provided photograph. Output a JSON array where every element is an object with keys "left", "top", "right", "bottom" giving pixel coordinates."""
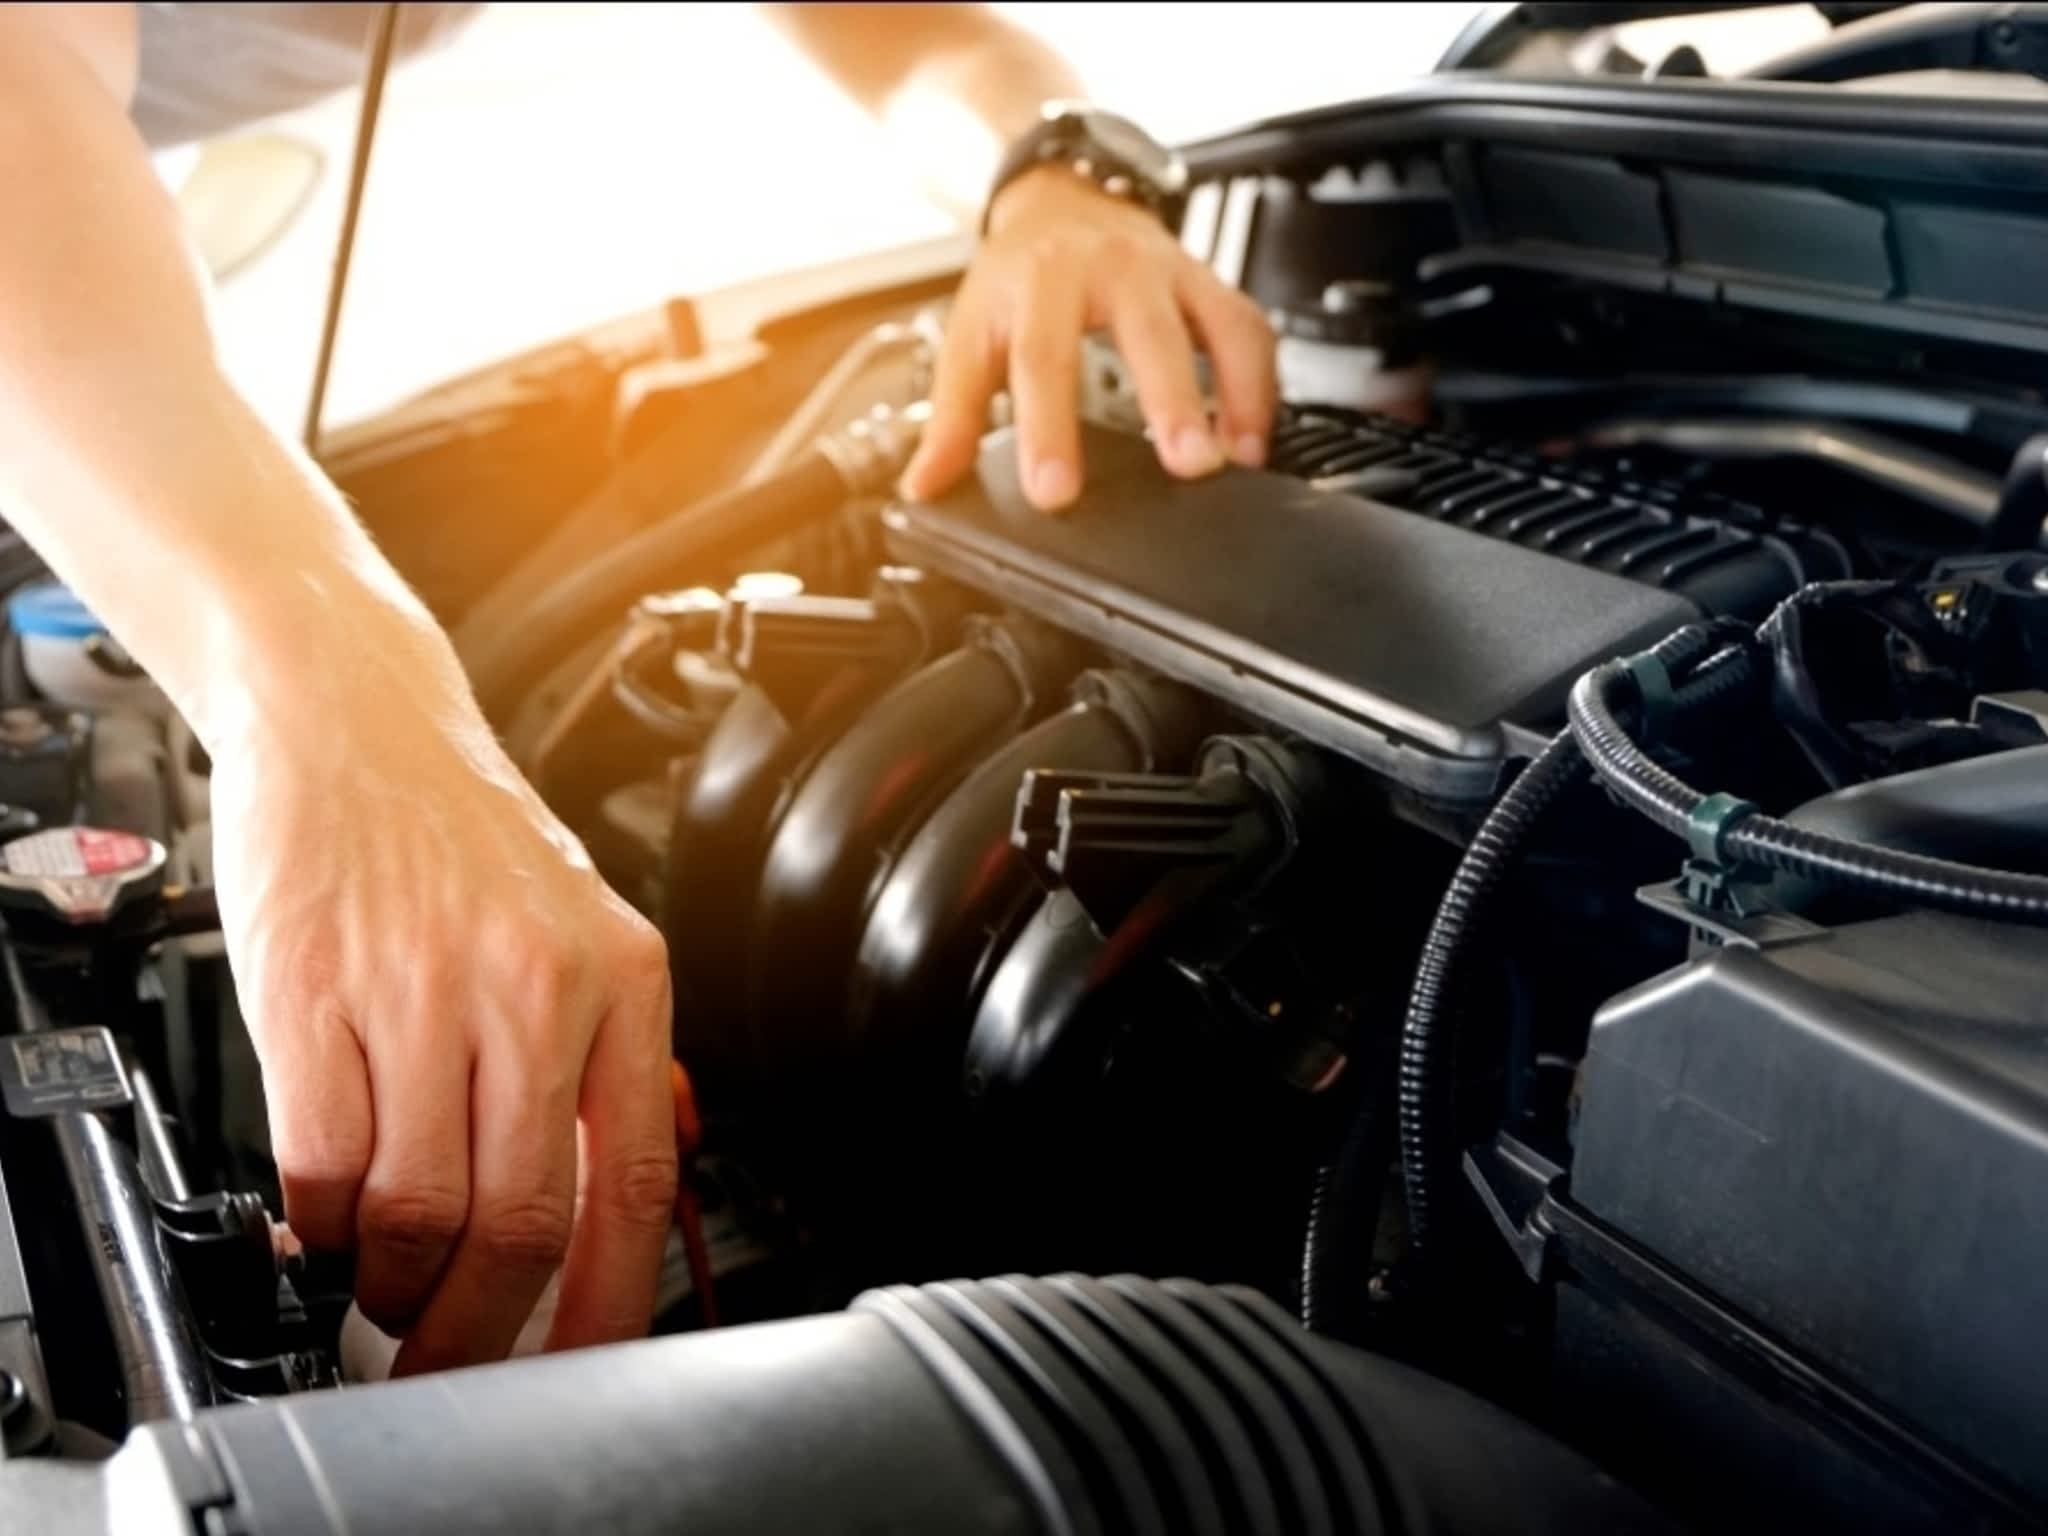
[{"left": 886, "top": 421, "right": 1708, "bottom": 803}]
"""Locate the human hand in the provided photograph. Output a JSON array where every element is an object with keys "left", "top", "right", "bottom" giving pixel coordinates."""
[
  {"left": 899, "top": 164, "right": 1278, "bottom": 514},
  {"left": 207, "top": 625, "right": 678, "bottom": 1378}
]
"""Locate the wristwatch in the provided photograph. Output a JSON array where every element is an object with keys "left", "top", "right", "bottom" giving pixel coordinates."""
[{"left": 982, "top": 101, "right": 1191, "bottom": 236}]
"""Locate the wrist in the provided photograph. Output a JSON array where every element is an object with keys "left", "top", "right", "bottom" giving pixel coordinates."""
[
  {"left": 980, "top": 102, "right": 1187, "bottom": 239},
  {"left": 985, "top": 162, "right": 1147, "bottom": 239}
]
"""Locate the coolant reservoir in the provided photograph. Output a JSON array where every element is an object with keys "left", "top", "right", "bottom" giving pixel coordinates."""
[
  {"left": 6, "top": 583, "right": 168, "bottom": 716},
  {"left": 1273, "top": 280, "right": 1433, "bottom": 424}
]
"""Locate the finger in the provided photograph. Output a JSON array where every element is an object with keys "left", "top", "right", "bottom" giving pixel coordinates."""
[
  {"left": 352, "top": 1022, "right": 475, "bottom": 1337},
  {"left": 899, "top": 301, "right": 1000, "bottom": 503},
  {"left": 1007, "top": 252, "right": 1087, "bottom": 513},
  {"left": 1107, "top": 277, "right": 1223, "bottom": 481},
  {"left": 545, "top": 1000, "right": 678, "bottom": 1353},
  {"left": 261, "top": 1009, "right": 372, "bottom": 1255},
  {"left": 389, "top": 1037, "right": 579, "bottom": 1378},
  {"left": 1179, "top": 268, "right": 1278, "bottom": 469}
]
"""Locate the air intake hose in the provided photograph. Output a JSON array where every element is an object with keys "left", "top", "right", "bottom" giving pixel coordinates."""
[
  {"left": 467, "top": 447, "right": 854, "bottom": 724},
  {"left": 91, "top": 1275, "right": 1676, "bottom": 1535}
]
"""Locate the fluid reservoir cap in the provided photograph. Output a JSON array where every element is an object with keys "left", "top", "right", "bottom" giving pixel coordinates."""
[
  {"left": 6, "top": 584, "right": 104, "bottom": 640},
  {"left": 0, "top": 826, "right": 166, "bottom": 924},
  {"left": 635, "top": 586, "right": 724, "bottom": 622},
  {"left": 728, "top": 571, "right": 804, "bottom": 602}
]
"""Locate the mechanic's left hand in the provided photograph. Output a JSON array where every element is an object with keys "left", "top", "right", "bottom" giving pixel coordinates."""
[{"left": 900, "top": 165, "right": 1278, "bottom": 514}]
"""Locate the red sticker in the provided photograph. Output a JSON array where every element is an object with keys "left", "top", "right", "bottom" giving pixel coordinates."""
[{"left": 76, "top": 828, "right": 152, "bottom": 876}]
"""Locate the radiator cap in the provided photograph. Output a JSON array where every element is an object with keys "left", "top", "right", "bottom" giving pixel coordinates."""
[{"left": 0, "top": 825, "right": 167, "bottom": 924}]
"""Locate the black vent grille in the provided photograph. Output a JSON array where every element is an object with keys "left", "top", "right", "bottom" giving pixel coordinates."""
[{"left": 1268, "top": 410, "right": 1846, "bottom": 618}]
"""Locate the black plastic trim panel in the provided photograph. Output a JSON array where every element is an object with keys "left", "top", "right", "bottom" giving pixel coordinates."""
[{"left": 1178, "top": 77, "right": 2048, "bottom": 369}]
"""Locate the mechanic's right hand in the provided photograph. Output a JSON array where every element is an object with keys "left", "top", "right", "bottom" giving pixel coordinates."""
[
  {"left": 900, "top": 162, "right": 1278, "bottom": 515},
  {"left": 204, "top": 629, "right": 678, "bottom": 1378}
]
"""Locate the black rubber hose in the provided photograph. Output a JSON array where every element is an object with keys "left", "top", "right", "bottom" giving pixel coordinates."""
[
  {"left": 1568, "top": 647, "right": 2048, "bottom": 927},
  {"left": 1731, "top": 818, "right": 2048, "bottom": 921},
  {"left": 1565, "top": 652, "right": 1760, "bottom": 842},
  {"left": 1390, "top": 729, "right": 1589, "bottom": 1265},
  {"left": 1760, "top": 579, "right": 1904, "bottom": 788},
  {"left": 467, "top": 449, "right": 849, "bottom": 723},
  {"left": 1389, "top": 621, "right": 1744, "bottom": 1264},
  {"left": 1300, "top": 1070, "right": 1392, "bottom": 1342}
]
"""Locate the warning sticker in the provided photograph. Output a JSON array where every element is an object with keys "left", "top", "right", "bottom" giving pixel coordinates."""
[
  {"left": 0, "top": 827, "right": 165, "bottom": 922},
  {"left": 0, "top": 1028, "right": 133, "bottom": 1117},
  {"left": 2, "top": 829, "right": 154, "bottom": 879}
]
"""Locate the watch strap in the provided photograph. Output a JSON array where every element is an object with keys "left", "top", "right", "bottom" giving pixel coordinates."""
[{"left": 981, "top": 106, "right": 1187, "bottom": 237}]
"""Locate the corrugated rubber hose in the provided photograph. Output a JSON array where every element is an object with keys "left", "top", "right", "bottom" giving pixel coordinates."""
[
  {"left": 1388, "top": 620, "right": 1750, "bottom": 1265},
  {"left": 1568, "top": 636, "right": 2048, "bottom": 929}
]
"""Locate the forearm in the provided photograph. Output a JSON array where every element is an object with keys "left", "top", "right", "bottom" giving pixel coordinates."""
[
  {"left": 759, "top": 4, "right": 1085, "bottom": 223},
  {"left": 0, "top": 8, "right": 473, "bottom": 759},
  {"left": 885, "top": 29, "right": 1083, "bottom": 220},
  {"left": 0, "top": 9, "right": 678, "bottom": 1376}
]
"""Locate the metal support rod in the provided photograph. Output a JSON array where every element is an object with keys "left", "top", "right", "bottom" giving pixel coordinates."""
[
  {"left": 1579, "top": 416, "right": 2003, "bottom": 531},
  {"left": 130, "top": 1065, "right": 193, "bottom": 1206},
  {"left": 302, "top": 2, "right": 402, "bottom": 453},
  {"left": 50, "top": 1113, "right": 210, "bottom": 1424}
]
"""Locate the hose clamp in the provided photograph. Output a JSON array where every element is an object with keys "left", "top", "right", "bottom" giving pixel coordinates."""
[{"left": 816, "top": 401, "right": 932, "bottom": 498}]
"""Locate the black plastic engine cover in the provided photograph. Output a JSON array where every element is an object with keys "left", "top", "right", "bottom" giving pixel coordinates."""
[
  {"left": 1570, "top": 910, "right": 2048, "bottom": 1514},
  {"left": 884, "top": 423, "right": 1701, "bottom": 803},
  {"left": 1262, "top": 410, "right": 1837, "bottom": 620}
]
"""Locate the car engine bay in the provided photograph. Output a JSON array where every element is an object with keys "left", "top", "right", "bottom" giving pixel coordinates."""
[{"left": 4, "top": 56, "right": 2048, "bottom": 1536}]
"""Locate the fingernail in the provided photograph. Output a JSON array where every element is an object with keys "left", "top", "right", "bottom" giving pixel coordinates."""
[
  {"left": 1030, "top": 457, "right": 1079, "bottom": 510},
  {"left": 1170, "top": 425, "right": 1225, "bottom": 477},
  {"left": 1231, "top": 433, "right": 1267, "bottom": 469}
]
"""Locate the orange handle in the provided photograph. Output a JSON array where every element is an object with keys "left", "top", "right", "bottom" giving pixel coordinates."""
[
  {"left": 669, "top": 1060, "right": 719, "bottom": 1329},
  {"left": 669, "top": 1060, "right": 703, "bottom": 1160}
]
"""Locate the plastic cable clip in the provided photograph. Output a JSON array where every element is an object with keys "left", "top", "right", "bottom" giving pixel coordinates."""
[
  {"left": 1686, "top": 792, "right": 1760, "bottom": 868},
  {"left": 1621, "top": 652, "right": 1677, "bottom": 743}
]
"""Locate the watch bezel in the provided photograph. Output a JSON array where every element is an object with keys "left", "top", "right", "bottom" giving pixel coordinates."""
[{"left": 1039, "top": 102, "right": 1190, "bottom": 198}]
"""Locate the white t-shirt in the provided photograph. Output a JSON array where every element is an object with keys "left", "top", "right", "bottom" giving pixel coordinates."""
[{"left": 133, "top": 2, "right": 486, "bottom": 147}]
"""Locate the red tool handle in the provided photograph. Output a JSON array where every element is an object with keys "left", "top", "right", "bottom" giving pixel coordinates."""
[{"left": 669, "top": 1060, "right": 720, "bottom": 1329}]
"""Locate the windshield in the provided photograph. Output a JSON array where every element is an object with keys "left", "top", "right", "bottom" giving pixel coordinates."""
[{"left": 172, "top": 1, "right": 1487, "bottom": 439}]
